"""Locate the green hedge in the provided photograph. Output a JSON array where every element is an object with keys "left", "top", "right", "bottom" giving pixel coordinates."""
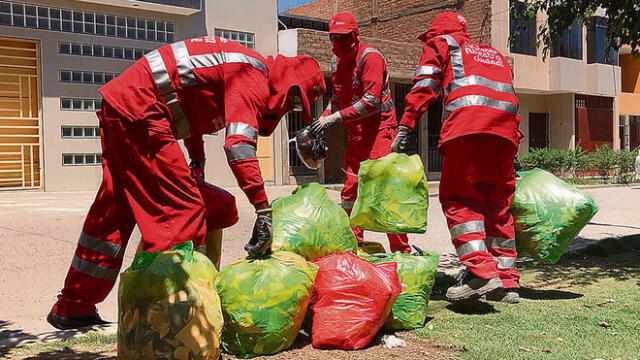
[{"left": 520, "top": 146, "right": 639, "bottom": 183}]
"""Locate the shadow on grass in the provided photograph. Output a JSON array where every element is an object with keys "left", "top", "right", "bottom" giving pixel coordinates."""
[
  {"left": 0, "top": 319, "right": 113, "bottom": 358},
  {"left": 445, "top": 300, "right": 498, "bottom": 315},
  {"left": 519, "top": 288, "right": 583, "bottom": 300},
  {"left": 521, "top": 234, "right": 640, "bottom": 287},
  {"left": 22, "top": 349, "right": 116, "bottom": 360}
]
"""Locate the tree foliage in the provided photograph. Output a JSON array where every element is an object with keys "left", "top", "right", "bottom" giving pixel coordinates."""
[{"left": 510, "top": 0, "right": 640, "bottom": 58}]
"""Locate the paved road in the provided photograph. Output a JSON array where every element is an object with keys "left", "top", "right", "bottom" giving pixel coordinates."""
[{"left": 1, "top": 184, "right": 638, "bottom": 347}]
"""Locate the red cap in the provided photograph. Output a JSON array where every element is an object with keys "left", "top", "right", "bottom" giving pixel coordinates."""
[
  {"left": 329, "top": 11, "right": 358, "bottom": 34},
  {"left": 263, "top": 55, "right": 326, "bottom": 133}
]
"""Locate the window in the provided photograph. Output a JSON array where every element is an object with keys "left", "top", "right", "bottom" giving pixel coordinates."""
[
  {"left": 0, "top": 0, "right": 175, "bottom": 43},
  {"left": 59, "top": 70, "right": 118, "bottom": 85},
  {"left": 551, "top": 20, "right": 583, "bottom": 60},
  {"left": 60, "top": 98, "right": 101, "bottom": 111},
  {"left": 137, "top": 0, "right": 201, "bottom": 9},
  {"left": 509, "top": 1, "right": 537, "bottom": 56},
  {"left": 215, "top": 28, "right": 255, "bottom": 49},
  {"left": 62, "top": 153, "right": 101, "bottom": 166},
  {"left": 587, "top": 16, "right": 618, "bottom": 65},
  {"left": 61, "top": 126, "right": 100, "bottom": 138},
  {"left": 58, "top": 42, "right": 151, "bottom": 60}
]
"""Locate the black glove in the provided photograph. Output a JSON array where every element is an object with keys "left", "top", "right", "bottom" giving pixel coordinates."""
[
  {"left": 391, "top": 126, "right": 410, "bottom": 153},
  {"left": 244, "top": 207, "right": 273, "bottom": 258},
  {"left": 309, "top": 113, "right": 341, "bottom": 135}
]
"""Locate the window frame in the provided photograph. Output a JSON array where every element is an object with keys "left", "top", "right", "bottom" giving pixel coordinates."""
[
  {"left": 509, "top": 1, "right": 537, "bottom": 56},
  {"left": 0, "top": 0, "right": 176, "bottom": 43},
  {"left": 214, "top": 28, "right": 256, "bottom": 49}
]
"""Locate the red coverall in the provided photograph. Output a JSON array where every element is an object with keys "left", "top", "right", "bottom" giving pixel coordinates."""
[
  {"left": 400, "top": 13, "right": 522, "bottom": 288},
  {"left": 325, "top": 42, "right": 411, "bottom": 253},
  {"left": 52, "top": 36, "right": 308, "bottom": 317}
]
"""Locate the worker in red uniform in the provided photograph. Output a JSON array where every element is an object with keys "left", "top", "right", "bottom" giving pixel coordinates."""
[
  {"left": 47, "top": 35, "right": 326, "bottom": 330},
  {"left": 309, "top": 11, "right": 411, "bottom": 253},
  {"left": 393, "top": 12, "right": 522, "bottom": 303}
]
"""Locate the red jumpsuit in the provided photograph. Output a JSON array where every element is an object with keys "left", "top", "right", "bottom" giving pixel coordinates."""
[
  {"left": 325, "top": 42, "right": 411, "bottom": 253},
  {"left": 400, "top": 13, "right": 522, "bottom": 288},
  {"left": 53, "top": 36, "right": 276, "bottom": 317}
]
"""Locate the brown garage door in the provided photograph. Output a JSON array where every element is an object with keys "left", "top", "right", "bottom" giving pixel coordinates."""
[
  {"left": 575, "top": 95, "right": 614, "bottom": 152},
  {"left": 0, "top": 37, "right": 40, "bottom": 189}
]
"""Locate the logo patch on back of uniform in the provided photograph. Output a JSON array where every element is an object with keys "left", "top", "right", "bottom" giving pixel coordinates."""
[{"left": 464, "top": 42, "right": 504, "bottom": 67}]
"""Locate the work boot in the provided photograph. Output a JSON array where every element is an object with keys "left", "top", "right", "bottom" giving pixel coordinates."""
[
  {"left": 47, "top": 311, "right": 110, "bottom": 330},
  {"left": 485, "top": 289, "right": 520, "bottom": 304},
  {"left": 446, "top": 268, "right": 503, "bottom": 302}
]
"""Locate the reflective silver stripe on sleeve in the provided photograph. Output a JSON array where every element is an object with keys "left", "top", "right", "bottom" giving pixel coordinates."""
[
  {"left": 486, "top": 237, "right": 516, "bottom": 250},
  {"left": 78, "top": 232, "right": 123, "bottom": 258},
  {"left": 225, "top": 144, "right": 257, "bottom": 161},
  {"left": 413, "top": 78, "right": 441, "bottom": 93},
  {"left": 361, "top": 93, "right": 381, "bottom": 107},
  {"left": 226, "top": 122, "right": 258, "bottom": 141},
  {"left": 381, "top": 99, "right": 394, "bottom": 112},
  {"left": 446, "top": 75, "right": 515, "bottom": 96},
  {"left": 353, "top": 100, "right": 369, "bottom": 116},
  {"left": 145, "top": 49, "right": 190, "bottom": 139},
  {"left": 446, "top": 95, "right": 518, "bottom": 115},
  {"left": 331, "top": 55, "right": 337, "bottom": 73},
  {"left": 71, "top": 255, "right": 119, "bottom": 280},
  {"left": 438, "top": 35, "right": 465, "bottom": 79},
  {"left": 382, "top": 86, "right": 391, "bottom": 96},
  {"left": 357, "top": 47, "right": 385, "bottom": 71},
  {"left": 497, "top": 256, "right": 517, "bottom": 269},
  {"left": 341, "top": 200, "right": 355, "bottom": 209},
  {"left": 456, "top": 240, "right": 489, "bottom": 257},
  {"left": 224, "top": 52, "right": 268, "bottom": 75},
  {"left": 415, "top": 65, "right": 442, "bottom": 77},
  {"left": 145, "top": 50, "right": 173, "bottom": 94},
  {"left": 172, "top": 41, "right": 195, "bottom": 87},
  {"left": 449, "top": 220, "right": 485, "bottom": 238}
]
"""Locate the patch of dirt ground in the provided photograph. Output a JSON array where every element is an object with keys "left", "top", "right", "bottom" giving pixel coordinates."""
[{"left": 5, "top": 332, "right": 460, "bottom": 360}]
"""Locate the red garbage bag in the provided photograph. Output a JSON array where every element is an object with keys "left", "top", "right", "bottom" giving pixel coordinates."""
[
  {"left": 310, "top": 252, "right": 402, "bottom": 350},
  {"left": 192, "top": 173, "right": 239, "bottom": 229}
]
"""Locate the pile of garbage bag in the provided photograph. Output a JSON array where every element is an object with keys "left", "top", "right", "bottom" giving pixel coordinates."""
[
  {"left": 364, "top": 250, "right": 440, "bottom": 330},
  {"left": 271, "top": 182, "right": 357, "bottom": 260},
  {"left": 216, "top": 251, "right": 318, "bottom": 358},
  {"left": 350, "top": 153, "right": 428, "bottom": 234},
  {"left": 118, "top": 241, "right": 223, "bottom": 360},
  {"left": 511, "top": 168, "right": 599, "bottom": 263},
  {"left": 310, "top": 252, "right": 402, "bottom": 350}
]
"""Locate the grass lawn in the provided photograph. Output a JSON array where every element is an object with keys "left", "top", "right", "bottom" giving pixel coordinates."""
[{"left": 419, "top": 240, "right": 640, "bottom": 360}]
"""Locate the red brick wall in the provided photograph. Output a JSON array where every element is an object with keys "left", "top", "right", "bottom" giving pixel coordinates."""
[
  {"left": 286, "top": 0, "right": 493, "bottom": 44},
  {"left": 295, "top": 28, "right": 421, "bottom": 81}
]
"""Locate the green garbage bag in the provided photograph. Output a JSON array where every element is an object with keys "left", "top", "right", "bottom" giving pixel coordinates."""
[
  {"left": 272, "top": 182, "right": 357, "bottom": 260},
  {"left": 511, "top": 168, "right": 599, "bottom": 264},
  {"left": 118, "top": 241, "right": 223, "bottom": 360},
  {"left": 217, "top": 251, "right": 318, "bottom": 358},
  {"left": 350, "top": 153, "right": 428, "bottom": 234},
  {"left": 364, "top": 250, "right": 440, "bottom": 330}
]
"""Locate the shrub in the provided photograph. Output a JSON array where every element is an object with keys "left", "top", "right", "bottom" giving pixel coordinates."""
[
  {"left": 617, "top": 149, "right": 638, "bottom": 183},
  {"left": 587, "top": 145, "right": 618, "bottom": 180},
  {"left": 520, "top": 148, "right": 577, "bottom": 177}
]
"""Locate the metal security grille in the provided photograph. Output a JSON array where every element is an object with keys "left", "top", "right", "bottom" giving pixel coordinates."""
[
  {"left": 0, "top": 37, "right": 41, "bottom": 189},
  {"left": 287, "top": 109, "right": 316, "bottom": 176}
]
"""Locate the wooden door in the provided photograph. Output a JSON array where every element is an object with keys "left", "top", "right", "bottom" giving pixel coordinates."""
[
  {"left": 528, "top": 113, "right": 549, "bottom": 150},
  {"left": 0, "top": 37, "right": 40, "bottom": 189}
]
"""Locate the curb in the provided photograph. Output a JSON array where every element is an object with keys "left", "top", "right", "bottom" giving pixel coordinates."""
[{"left": 574, "top": 183, "right": 636, "bottom": 190}]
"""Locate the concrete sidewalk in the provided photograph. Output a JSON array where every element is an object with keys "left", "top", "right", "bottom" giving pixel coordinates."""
[{"left": 1, "top": 184, "right": 639, "bottom": 348}]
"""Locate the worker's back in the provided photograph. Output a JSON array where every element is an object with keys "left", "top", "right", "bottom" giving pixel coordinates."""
[{"left": 99, "top": 36, "right": 269, "bottom": 139}]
